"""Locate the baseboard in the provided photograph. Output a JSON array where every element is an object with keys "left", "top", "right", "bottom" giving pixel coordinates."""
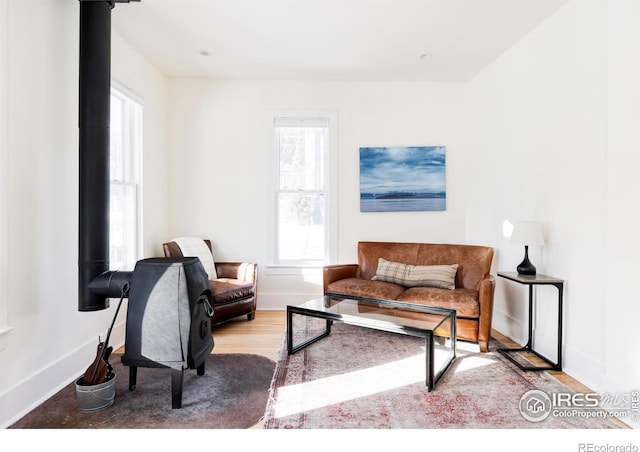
[
  {"left": 257, "top": 292, "right": 323, "bottom": 311},
  {"left": 492, "top": 308, "right": 562, "bottom": 360},
  {"left": 562, "top": 343, "right": 605, "bottom": 391},
  {"left": 0, "top": 321, "right": 126, "bottom": 428},
  {"left": 492, "top": 309, "right": 526, "bottom": 345},
  {"left": 601, "top": 373, "right": 640, "bottom": 429}
]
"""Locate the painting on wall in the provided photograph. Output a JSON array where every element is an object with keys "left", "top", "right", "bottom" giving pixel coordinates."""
[{"left": 359, "top": 146, "right": 446, "bottom": 212}]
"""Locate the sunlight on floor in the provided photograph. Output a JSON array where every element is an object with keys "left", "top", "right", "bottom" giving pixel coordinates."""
[
  {"left": 452, "top": 342, "right": 496, "bottom": 373},
  {"left": 274, "top": 352, "right": 426, "bottom": 418},
  {"left": 452, "top": 354, "right": 495, "bottom": 373},
  {"left": 273, "top": 341, "right": 496, "bottom": 419}
]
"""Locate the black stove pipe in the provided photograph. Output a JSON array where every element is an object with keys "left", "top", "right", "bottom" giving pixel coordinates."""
[
  {"left": 88, "top": 270, "right": 133, "bottom": 299},
  {"left": 78, "top": 0, "right": 139, "bottom": 312},
  {"left": 78, "top": 0, "right": 113, "bottom": 312}
]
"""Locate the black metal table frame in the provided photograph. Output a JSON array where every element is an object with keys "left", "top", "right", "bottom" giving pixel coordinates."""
[
  {"left": 286, "top": 296, "right": 456, "bottom": 391},
  {"left": 497, "top": 272, "right": 564, "bottom": 371}
]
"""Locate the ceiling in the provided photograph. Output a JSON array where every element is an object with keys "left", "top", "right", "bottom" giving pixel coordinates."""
[{"left": 111, "top": 0, "right": 569, "bottom": 82}]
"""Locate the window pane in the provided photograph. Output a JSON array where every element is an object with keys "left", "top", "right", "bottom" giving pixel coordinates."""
[
  {"left": 278, "top": 126, "right": 325, "bottom": 191},
  {"left": 110, "top": 184, "right": 137, "bottom": 271},
  {"left": 110, "top": 95, "right": 124, "bottom": 181},
  {"left": 110, "top": 85, "right": 142, "bottom": 272},
  {"left": 277, "top": 192, "right": 325, "bottom": 262}
]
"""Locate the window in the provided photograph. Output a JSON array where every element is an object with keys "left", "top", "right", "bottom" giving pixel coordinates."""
[
  {"left": 109, "top": 82, "right": 142, "bottom": 271},
  {"left": 269, "top": 114, "right": 337, "bottom": 267}
]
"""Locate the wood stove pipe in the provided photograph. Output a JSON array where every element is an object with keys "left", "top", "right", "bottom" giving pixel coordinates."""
[{"left": 78, "top": 0, "right": 139, "bottom": 312}]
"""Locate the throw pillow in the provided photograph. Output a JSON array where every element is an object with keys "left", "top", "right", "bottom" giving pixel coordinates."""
[
  {"left": 372, "top": 258, "right": 458, "bottom": 289},
  {"left": 172, "top": 237, "right": 217, "bottom": 279}
]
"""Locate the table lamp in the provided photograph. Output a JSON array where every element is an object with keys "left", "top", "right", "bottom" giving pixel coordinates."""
[{"left": 510, "top": 221, "right": 545, "bottom": 275}]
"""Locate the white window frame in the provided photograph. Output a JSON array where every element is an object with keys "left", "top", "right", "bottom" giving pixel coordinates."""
[
  {"left": 266, "top": 110, "right": 338, "bottom": 273},
  {"left": 109, "top": 80, "right": 143, "bottom": 271}
]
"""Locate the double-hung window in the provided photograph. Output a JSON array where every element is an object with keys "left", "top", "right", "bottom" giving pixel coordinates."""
[
  {"left": 109, "top": 82, "right": 142, "bottom": 271},
  {"left": 270, "top": 114, "right": 337, "bottom": 267}
]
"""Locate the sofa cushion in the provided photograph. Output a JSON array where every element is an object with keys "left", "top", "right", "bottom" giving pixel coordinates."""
[
  {"left": 327, "top": 278, "right": 405, "bottom": 301},
  {"left": 357, "top": 241, "right": 494, "bottom": 291},
  {"left": 371, "top": 258, "right": 458, "bottom": 289},
  {"left": 210, "top": 279, "right": 255, "bottom": 305},
  {"left": 396, "top": 287, "right": 480, "bottom": 318}
]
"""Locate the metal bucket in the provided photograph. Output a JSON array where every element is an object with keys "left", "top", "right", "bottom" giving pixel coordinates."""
[{"left": 75, "top": 374, "right": 115, "bottom": 413}]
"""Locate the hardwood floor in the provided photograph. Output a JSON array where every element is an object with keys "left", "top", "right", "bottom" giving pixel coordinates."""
[{"left": 211, "top": 310, "right": 286, "bottom": 361}]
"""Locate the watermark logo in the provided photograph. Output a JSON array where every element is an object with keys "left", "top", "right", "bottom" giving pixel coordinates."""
[
  {"left": 578, "top": 444, "right": 638, "bottom": 452},
  {"left": 519, "top": 389, "right": 552, "bottom": 422},
  {"left": 601, "top": 389, "right": 640, "bottom": 423},
  {"left": 519, "top": 389, "right": 640, "bottom": 423}
]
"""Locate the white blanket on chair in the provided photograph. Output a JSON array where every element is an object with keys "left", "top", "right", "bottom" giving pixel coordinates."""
[{"left": 172, "top": 237, "right": 217, "bottom": 279}]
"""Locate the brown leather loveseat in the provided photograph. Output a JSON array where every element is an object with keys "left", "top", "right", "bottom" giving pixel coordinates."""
[
  {"left": 323, "top": 241, "right": 495, "bottom": 352},
  {"left": 163, "top": 239, "right": 257, "bottom": 326}
]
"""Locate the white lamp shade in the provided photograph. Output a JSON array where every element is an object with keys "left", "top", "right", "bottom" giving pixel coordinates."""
[{"left": 510, "top": 221, "right": 545, "bottom": 246}]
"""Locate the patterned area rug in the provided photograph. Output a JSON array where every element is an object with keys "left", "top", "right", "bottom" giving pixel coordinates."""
[
  {"left": 10, "top": 353, "right": 275, "bottom": 429},
  {"left": 263, "top": 318, "right": 625, "bottom": 429}
]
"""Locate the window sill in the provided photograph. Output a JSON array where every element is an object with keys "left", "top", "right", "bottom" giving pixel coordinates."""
[{"left": 264, "top": 265, "right": 324, "bottom": 276}]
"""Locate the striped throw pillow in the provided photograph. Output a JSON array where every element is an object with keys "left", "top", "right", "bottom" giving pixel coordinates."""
[{"left": 371, "top": 258, "right": 458, "bottom": 289}]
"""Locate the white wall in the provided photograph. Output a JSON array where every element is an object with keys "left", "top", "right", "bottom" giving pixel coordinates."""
[
  {"left": 0, "top": 0, "right": 9, "bottom": 350},
  {"left": 604, "top": 0, "right": 640, "bottom": 423},
  {"left": 167, "top": 79, "right": 467, "bottom": 308},
  {"left": 111, "top": 31, "right": 170, "bottom": 259},
  {"left": 465, "top": 0, "right": 639, "bottom": 422},
  {"left": 0, "top": 0, "right": 91, "bottom": 428},
  {"left": 0, "top": 0, "right": 169, "bottom": 428}
]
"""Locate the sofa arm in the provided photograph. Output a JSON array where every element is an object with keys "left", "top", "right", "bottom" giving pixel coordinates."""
[
  {"left": 477, "top": 274, "right": 496, "bottom": 352},
  {"left": 215, "top": 262, "right": 257, "bottom": 284},
  {"left": 323, "top": 264, "right": 360, "bottom": 293}
]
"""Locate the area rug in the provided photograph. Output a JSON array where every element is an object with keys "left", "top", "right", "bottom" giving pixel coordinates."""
[
  {"left": 263, "top": 318, "right": 625, "bottom": 429},
  {"left": 10, "top": 353, "right": 275, "bottom": 429}
]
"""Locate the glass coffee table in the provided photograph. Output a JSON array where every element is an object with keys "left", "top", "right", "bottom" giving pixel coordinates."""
[{"left": 287, "top": 295, "right": 457, "bottom": 391}]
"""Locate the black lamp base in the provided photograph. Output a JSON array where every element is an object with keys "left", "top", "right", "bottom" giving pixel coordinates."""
[{"left": 517, "top": 245, "right": 537, "bottom": 275}]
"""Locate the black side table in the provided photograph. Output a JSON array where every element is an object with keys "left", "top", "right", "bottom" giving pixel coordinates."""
[{"left": 497, "top": 271, "right": 564, "bottom": 371}]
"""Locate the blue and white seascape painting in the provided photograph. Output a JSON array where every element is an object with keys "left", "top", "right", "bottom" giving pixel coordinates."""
[{"left": 360, "top": 146, "right": 446, "bottom": 212}]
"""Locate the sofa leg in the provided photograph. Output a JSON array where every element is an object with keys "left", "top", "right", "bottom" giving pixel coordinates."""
[
  {"left": 479, "top": 341, "right": 489, "bottom": 353},
  {"left": 247, "top": 312, "right": 255, "bottom": 321}
]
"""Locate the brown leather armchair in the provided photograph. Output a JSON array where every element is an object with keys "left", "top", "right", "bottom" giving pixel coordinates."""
[{"left": 163, "top": 239, "right": 257, "bottom": 326}]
